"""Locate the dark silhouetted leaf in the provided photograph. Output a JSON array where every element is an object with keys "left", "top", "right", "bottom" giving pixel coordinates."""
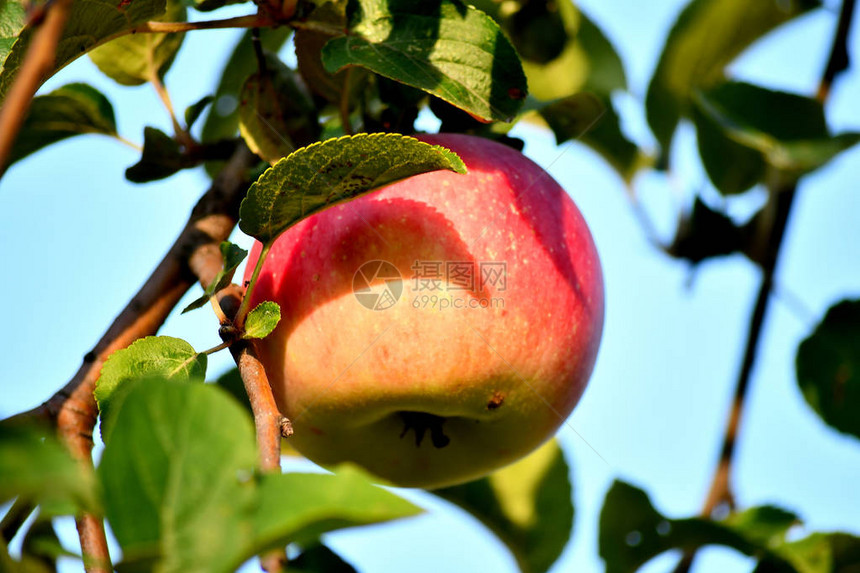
[
  {"left": 796, "top": 299, "right": 860, "bottom": 440},
  {"left": 646, "top": 0, "right": 819, "bottom": 157},
  {"left": 290, "top": 544, "right": 357, "bottom": 573},
  {"left": 7, "top": 83, "right": 117, "bottom": 168},
  {"left": 667, "top": 197, "right": 753, "bottom": 264},
  {"left": 599, "top": 481, "right": 799, "bottom": 573},
  {"left": 184, "top": 95, "right": 214, "bottom": 130},
  {"left": 88, "top": 0, "right": 185, "bottom": 86},
  {"left": 432, "top": 440, "right": 572, "bottom": 573},
  {"left": 322, "top": 0, "right": 527, "bottom": 122},
  {"left": 125, "top": 127, "right": 188, "bottom": 183},
  {"left": 238, "top": 133, "right": 466, "bottom": 244},
  {"left": 694, "top": 82, "right": 860, "bottom": 192}
]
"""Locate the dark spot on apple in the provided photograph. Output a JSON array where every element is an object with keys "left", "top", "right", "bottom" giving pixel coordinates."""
[
  {"left": 487, "top": 391, "right": 505, "bottom": 410},
  {"left": 398, "top": 411, "right": 450, "bottom": 449}
]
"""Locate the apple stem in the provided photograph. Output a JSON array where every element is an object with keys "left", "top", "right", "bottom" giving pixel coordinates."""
[{"left": 234, "top": 242, "right": 273, "bottom": 331}]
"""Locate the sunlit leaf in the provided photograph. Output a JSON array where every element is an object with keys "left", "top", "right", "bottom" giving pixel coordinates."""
[
  {"left": 0, "top": 0, "right": 168, "bottom": 101},
  {"left": 95, "top": 336, "right": 206, "bottom": 441},
  {"left": 88, "top": 0, "right": 186, "bottom": 86},
  {"left": 243, "top": 301, "right": 281, "bottom": 339},
  {"left": 321, "top": 0, "right": 527, "bottom": 122},
  {"left": 99, "top": 378, "right": 256, "bottom": 572},
  {"left": 238, "top": 133, "right": 466, "bottom": 244}
]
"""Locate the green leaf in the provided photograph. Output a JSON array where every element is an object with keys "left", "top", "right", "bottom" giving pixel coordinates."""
[
  {"left": 184, "top": 95, "right": 214, "bottom": 130},
  {"left": 693, "top": 82, "right": 859, "bottom": 189},
  {"left": 290, "top": 544, "right": 357, "bottom": 573},
  {"left": 238, "top": 51, "right": 320, "bottom": 165},
  {"left": 432, "top": 440, "right": 573, "bottom": 573},
  {"left": 796, "top": 299, "right": 860, "bottom": 440},
  {"left": 252, "top": 466, "right": 422, "bottom": 553},
  {"left": 182, "top": 241, "right": 248, "bottom": 313},
  {"left": 243, "top": 301, "right": 281, "bottom": 339},
  {"left": 88, "top": 0, "right": 186, "bottom": 86},
  {"left": 645, "top": 0, "right": 820, "bottom": 156},
  {"left": 238, "top": 133, "right": 466, "bottom": 244},
  {"left": 763, "top": 532, "right": 860, "bottom": 573},
  {"left": 0, "top": 0, "right": 168, "bottom": 101},
  {"left": 599, "top": 481, "right": 798, "bottom": 572},
  {"left": 0, "top": 0, "right": 26, "bottom": 67},
  {"left": 513, "top": 0, "right": 626, "bottom": 100},
  {"left": 0, "top": 423, "right": 99, "bottom": 515},
  {"left": 7, "top": 83, "right": 117, "bottom": 168},
  {"left": 321, "top": 0, "right": 527, "bottom": 122},
  {"left": 201, "top": 28, "right": 291, "bottom": 146},
  {"left": 99, "top": 378, "right": 257, "bottom": 572},
  {"left": 95, "top": 336, "right": 206, "bottom": 440},
  {"left": 125, "top": 126, "right": 187, "bottom": 183}
]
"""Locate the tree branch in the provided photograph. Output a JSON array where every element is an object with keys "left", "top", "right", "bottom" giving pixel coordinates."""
[
  {"left": 674, "top": 2, "right": 856, "bottom": 571},
  {"left": 0, "top": 0, "right": 73, "bottom": 176},
  {"left": 4, "top": 144, "right": 257, "bottom": 570}
]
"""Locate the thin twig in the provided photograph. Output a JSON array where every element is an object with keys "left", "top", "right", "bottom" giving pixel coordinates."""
[
  {"left": 674, "top": 2, "right": 856, "bottom": 571},
  {"left": 132, "top": 14, "right": 275, "bottom": 35},
  {"left": 0, "top": 0, "right": 73, "bottom": 176}
]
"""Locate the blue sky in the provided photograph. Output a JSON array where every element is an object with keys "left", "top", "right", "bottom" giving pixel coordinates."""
[{"left": 1, "top": 1, "right": 859, "bottom": 571}]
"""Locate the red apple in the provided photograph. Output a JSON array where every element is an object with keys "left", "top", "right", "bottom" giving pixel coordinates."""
[{"left": 244, "top": 133, "right": 603, "bottom": 488}]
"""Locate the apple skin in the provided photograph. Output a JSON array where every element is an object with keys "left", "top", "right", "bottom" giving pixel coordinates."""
[{"left": 244, "top": 133, "right": 603, "bottom": 488}]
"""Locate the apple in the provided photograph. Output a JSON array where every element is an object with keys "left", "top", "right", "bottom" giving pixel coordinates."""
[{"left": 244, "top": 133, "right": 603, "bottom": 488}]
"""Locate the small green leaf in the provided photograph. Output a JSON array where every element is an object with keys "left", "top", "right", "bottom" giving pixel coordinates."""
[
  {"left": 201, "top": 28, "right": 291, "bottom": 146},
  {"left": 599, "top": 481, "right": 798, "bottom": 572},
  {"left": 0, "top": 423, "right": 99, "bottom": 515},
  {"left": 125, "top": 126, "right": 187, "bottom": 183},
  {"left": 89, "top": 0, "right": 185, "bottom": 86},
  {"left": 0, "top": 0, "right": 168, "bottom": 101},
  {"left": 7, "top": 83, "right": 117, "bottom": 168},
  {"left": 238, "top": 51, "right": 320, "bottom": 165},
  {"left": 184, "top": 95, "right": 214, "bottom": 129},
  {"left": 243, "top": 301, "right": 281, "bottom": 339},
  {"left": 321, "top": 0, "right": 527, "bottom": 122},
  {"left": 252, "top": 466, "right": 422, "bottom": 553},
  {"left": 432, "top": 440, "right": 573, "bottom": 573},
  {"left": 95, "top": 336, "right": 206, "bottom": 439},
  {"left": 238, "top": 133, "right": 466, "bottom": 244},
  {"left": 290, "top": 544, "right": 357, "bottom": 573},
  {"left": 796, "top": 299, "right": 860, "bottom": 440},
  {"left": 99, "top": 378, "right": 257, "bottom": 572},
  {"left": 645, "top": 0, "right": 819, "bottom": 156},
  {"left": 182, "top": 241, "right": 248, "bottom": 313}
]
